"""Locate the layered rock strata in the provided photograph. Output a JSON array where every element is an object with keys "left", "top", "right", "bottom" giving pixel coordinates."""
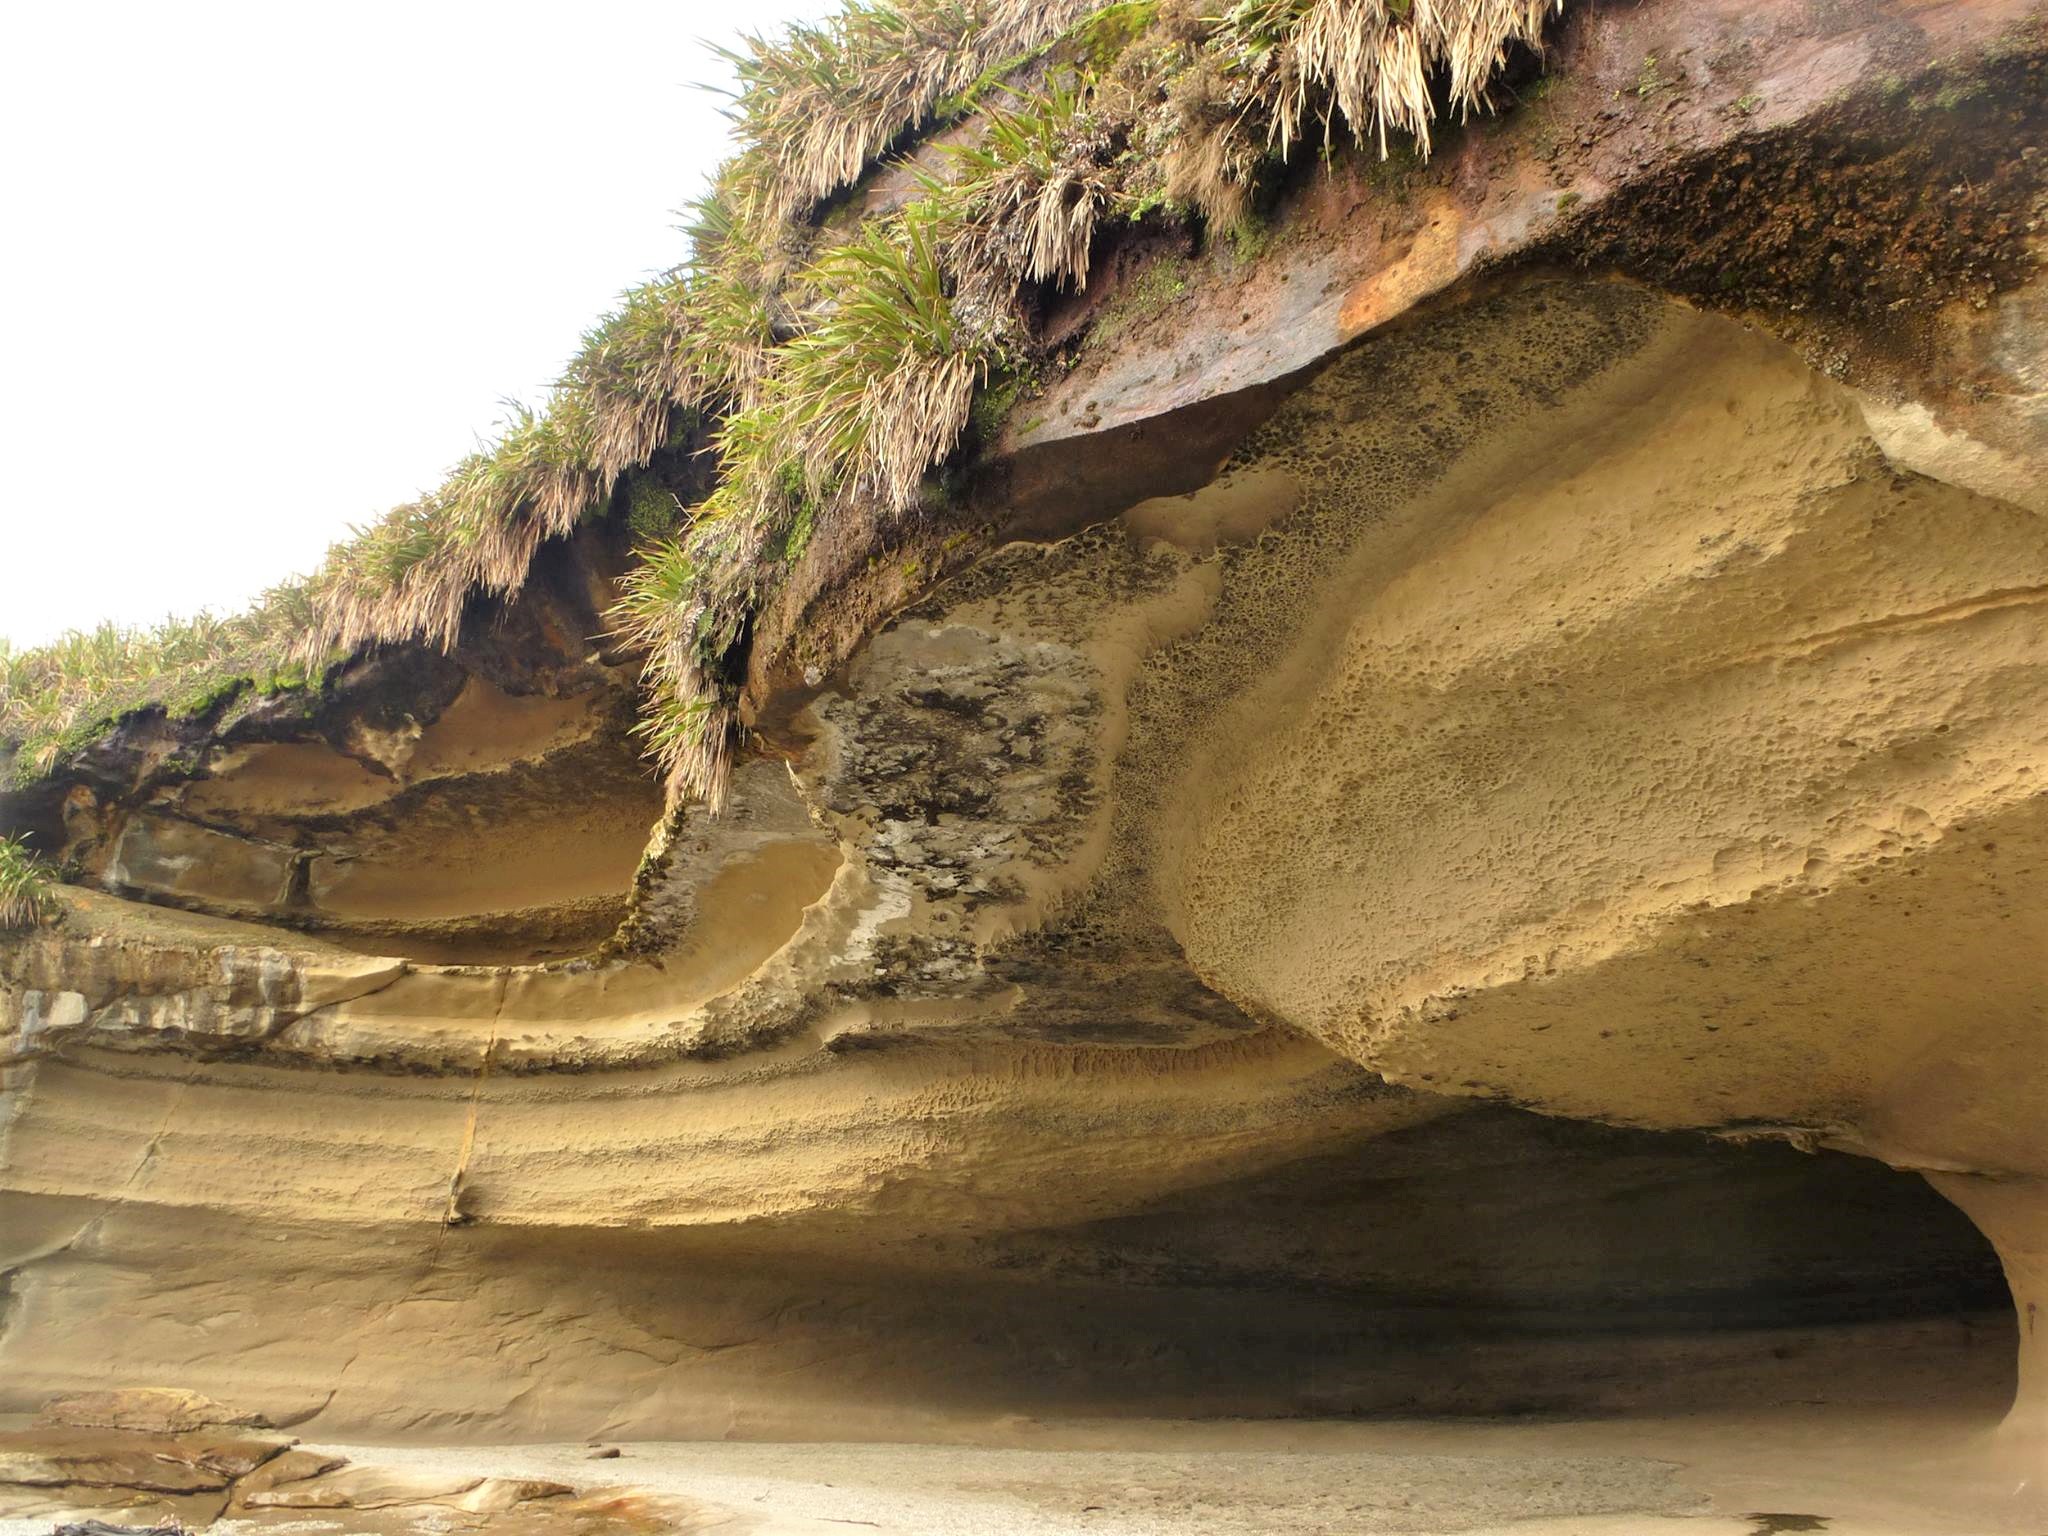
[{"left": 2, "top": 0, "right": 2044, "bottom": 1490}]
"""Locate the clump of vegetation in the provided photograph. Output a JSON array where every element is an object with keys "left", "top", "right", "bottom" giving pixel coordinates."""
[
  {"left": 0, "top": 835, "right": 53, "bottom": 931},
  {"left": 1161, "top": 0, "right": 1565, "bottom": 224},
  {"left": 714, "top": 0, "right": 1103, "bottom": 226},
  {"left": 777, "top": 209, "right": 994, "bottom": 515},
  {"left": 931, "top": 73, "right": 1119, "bottom": 292},
  {"left": 1, "top": 586, "right": 320, "bottom": 779},
  {"left": 609, "top": 534, "right": 738, "bottom": 809},
  {"left": 1226, "top": 214, "right": 1274, "bottom": 265},
  {"left": 1158, "top": 53, "right": 1263, "bottom": 230},
  {"left": 625, "top": 475, "right": 685, "bottom": 542},
  {"left": 5, "top": 0, "right": 1579, "bottom": 813},
  {"left": 609, "top": 204, "right": 1004, "bottom": 802}
]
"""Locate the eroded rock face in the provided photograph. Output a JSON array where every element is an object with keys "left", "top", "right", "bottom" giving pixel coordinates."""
[
  {"left": 16, "top": 530, "right": 664, "bottom": 966},
  {"left": 0, "top": 1407, "right": 673, "bottom": 1534},
  {"left": 1152, "top": 284, "right": 2047, "bottom": 1149},
  {"left": 38, "top": 1387, "right": 270, "bottom": 1434},
  {"left": 1, "top": 2, "right": 2043, "bottom": 1474},
  {"left": 2, "top": 273, "right": 2037, "bottom": 1449}
]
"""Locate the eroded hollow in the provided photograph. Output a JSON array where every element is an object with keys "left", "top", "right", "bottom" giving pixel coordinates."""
[
  {"left": 774, "top": 270, "right": 2045, "bottom": 1441},
  {"left": 83, "top": 674, "right": 664, "bottom": 965},
  {"left": 0, "top": 1097, "right": 2008, "bottom": 1437}
]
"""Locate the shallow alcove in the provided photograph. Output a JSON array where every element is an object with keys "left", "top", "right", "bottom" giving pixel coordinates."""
[
  {"left": 29, "top": 530, "right": 673, "bottom": 967},
  {"left": 963, "top": 1109, "right": 2016, "bottom": 1420},
  {"left": 0, "top": 1087, "right": 2007, "bottom": 1438}
]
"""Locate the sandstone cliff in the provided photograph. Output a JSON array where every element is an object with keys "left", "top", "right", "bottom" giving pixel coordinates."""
[{"left": 2, "top": 0, "right": 2044, "bottom": 1524}]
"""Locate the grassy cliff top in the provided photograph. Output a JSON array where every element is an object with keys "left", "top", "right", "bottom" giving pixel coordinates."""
[{"left": 2, "top": 0, "right": 1569, "bottom": 805}]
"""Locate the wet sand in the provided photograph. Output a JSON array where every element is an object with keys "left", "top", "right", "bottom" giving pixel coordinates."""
[{"left": 116, "top": 1402, "right": 2028, "bottom": 1536}]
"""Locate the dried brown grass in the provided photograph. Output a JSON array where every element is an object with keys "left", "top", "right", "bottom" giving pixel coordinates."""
[
  {"left": 1169, "top": 0, "right": 1563, "bottom": 224},
  {"left": 722, "top": 0, "right": 1107, "bottom": 226},
  {"left": 932, "top": 75, "right": 1117, "bottom": 293}
]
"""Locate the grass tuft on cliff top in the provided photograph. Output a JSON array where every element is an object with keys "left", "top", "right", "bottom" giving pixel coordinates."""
[{"left": 2, "top": 0, "right": 1571, "bottom": 812}]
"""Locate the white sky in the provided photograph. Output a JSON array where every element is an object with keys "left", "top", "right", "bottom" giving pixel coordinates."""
[{"left": 0, "top": 0, "right": 834, "bottom": 649}]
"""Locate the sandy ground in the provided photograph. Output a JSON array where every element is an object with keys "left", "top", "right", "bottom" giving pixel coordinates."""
[{"left": 0, "top": 1405, "right": 1999, "bottom": 1536}]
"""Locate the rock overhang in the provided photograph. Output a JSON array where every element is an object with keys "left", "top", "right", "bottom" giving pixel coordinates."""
[{"left": 0, "top": 0, "right": 2043, "bottom": 1465}]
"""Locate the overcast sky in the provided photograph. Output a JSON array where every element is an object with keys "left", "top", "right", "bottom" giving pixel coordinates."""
[{"left": 0, "top": 0, "right": 833, "bottom": 649}]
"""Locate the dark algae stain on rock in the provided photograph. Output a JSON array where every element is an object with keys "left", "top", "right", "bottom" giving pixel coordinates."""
[{"left": 1561, "top": 37, "right": 2047, "bottom": 336}]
